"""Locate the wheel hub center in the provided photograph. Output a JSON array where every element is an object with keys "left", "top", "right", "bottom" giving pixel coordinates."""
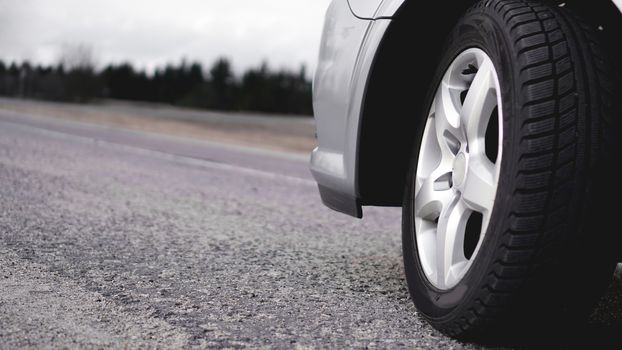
[{"left": 453, "top": 153, "right": 468, "bottom": 188}]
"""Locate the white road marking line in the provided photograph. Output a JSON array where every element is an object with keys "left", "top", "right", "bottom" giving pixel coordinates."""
[
  {"left": 0, "top": 109, "right": 310, "bottom": 162},
  {"left": 0, "top": 119, "right": 317, "bottom": 186}
]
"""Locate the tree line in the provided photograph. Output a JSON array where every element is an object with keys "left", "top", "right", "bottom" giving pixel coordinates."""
[{"left": 0, "top": 56, "right": 313, "bottom": 115}]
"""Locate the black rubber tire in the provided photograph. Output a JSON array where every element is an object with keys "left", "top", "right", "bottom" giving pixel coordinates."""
[{"left": 402, "top": 0, "right": 619, "bottom": 343}]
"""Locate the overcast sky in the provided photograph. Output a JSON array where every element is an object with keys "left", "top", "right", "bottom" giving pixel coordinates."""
[{"left": 0, "top": 0, "right": 332, "bottom": 75}]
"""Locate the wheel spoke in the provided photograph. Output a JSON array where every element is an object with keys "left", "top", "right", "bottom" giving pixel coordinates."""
[
  {"left": 415, "top": 171, "right": 454, "bottom": 221},
  {"left": 461, "top": 155, "right": 497, "bottom": 214},
  {"left": 435, "top": 80, "right": 465, "bottom": 157},
  {"left": 436, "top": 197, "right": 470, "bottom": 289},
  {"left": 461, "top": 59, "right": 497, "bottom": 153}
]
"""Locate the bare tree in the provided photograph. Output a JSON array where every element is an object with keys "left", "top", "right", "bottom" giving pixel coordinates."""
[
  {"left": 58, "top": 43, "right": 96, "bottom": 72},
  {"left": 58, "top": 44, "right": 100, "bottom": 102}
]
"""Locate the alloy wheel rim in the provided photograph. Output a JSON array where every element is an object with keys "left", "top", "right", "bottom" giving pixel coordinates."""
[{"left": 414, "top": 48, "right": 503, "bottom": 290}]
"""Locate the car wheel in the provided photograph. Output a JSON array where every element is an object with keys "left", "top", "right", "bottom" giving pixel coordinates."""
[{"left": 402, "top": 0, "right": 618, "bottom": 341}]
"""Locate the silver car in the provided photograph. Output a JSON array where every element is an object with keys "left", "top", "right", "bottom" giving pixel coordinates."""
[{"left": 311, "top": 0, "right": 622, "bottom": 341}]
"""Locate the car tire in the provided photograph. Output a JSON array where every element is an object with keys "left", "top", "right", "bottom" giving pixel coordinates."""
[{"left": 402, "top": 0, "right": 618, "bottom": 342}]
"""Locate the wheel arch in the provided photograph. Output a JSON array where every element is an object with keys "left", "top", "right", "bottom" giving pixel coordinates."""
[{"left": 357, "top": 0, "right": 622, "bottom": 206}]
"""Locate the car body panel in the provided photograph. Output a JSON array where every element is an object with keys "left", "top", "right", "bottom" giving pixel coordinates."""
[
  {"left": 348, "top": 0, "right": 405, "bottom": 19},
  {"left": 311, "top": 0, "right": 391, "bottom": 217},
  {"left": 347, "top": 0, "right": 384, "bottom": 18},
  {"left": 311, "top": 0, "right": 369, "bottom": 195}
]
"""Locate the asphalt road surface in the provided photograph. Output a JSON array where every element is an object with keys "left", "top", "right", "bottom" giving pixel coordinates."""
[{"left": 1, "top": 110, "right": 620, "bottom": 349}]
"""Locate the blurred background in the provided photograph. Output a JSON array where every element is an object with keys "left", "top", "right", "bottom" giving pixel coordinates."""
[{"left": 0, "top": 0, "right": 332, "bottom": 153}]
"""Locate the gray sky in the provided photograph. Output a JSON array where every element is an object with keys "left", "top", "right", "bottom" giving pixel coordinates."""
[{"left": 0, "top": 0, "right": 331, "bottom": 74}]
